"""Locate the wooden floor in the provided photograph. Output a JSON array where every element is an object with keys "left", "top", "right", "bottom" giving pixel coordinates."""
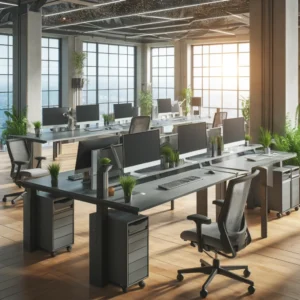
[{"left": 1, "top": 144, "right": 300, "bottom": 300}]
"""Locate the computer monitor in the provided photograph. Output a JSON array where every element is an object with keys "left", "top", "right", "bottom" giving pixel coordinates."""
[
  {"left": 223, "top": 117, "right": 245, "bottom": 147},
  {"left": 75, "top": 136, "right": 120, "bottom": 174},
  {"left": 178, "top": 122, "right": 207, "bottom": 159},
  {"left": 42, "top": 107, "right": 69, "bottom": 127},
  {"left": 114, "top": 103, "right": 133, "bottom": 119},
  {"left": 123, "top": 129, "right": 160, "bottom": 172},
  {"left": 157, "top": 98, "right": 172, "bottom": 114},
  {"left": 76, "top": 104, "right": 99, "bottom": 123}
]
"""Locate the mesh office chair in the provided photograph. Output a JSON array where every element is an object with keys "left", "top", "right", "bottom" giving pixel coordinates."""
[
  {"left": 128, "top": 116, "right": 150, "bottom": 134},
  {"left": 3, "top": 139, "right": 48, "bottom": 204},
  {"left": 177, "top": 170, "right": 260, "bottom": 298},
  {"left": 212, "top": 111, "right": 227, "bottom": 128}
]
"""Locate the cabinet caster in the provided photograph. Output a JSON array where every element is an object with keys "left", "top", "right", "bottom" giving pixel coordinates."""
[
  {"left": 51, "top": 251, "right": 56, "bottom": 257},
  {"left": 286, "top": 211, "right": 291, "bottom": 216},
  {"left": 200, "top": 289, "right": 208, "bottom": 298},
  {"left": 243, "top": 269, "right": 251, "bottom": 278},
  {"left": 138, "top": 281, "right": 145, "bottom": 289},
  {"left": 2, "top": 197, "right": 6, "bottom": 202},
  {"left": 67, "top": 246, "right": 72, "bottom": 252},
  {"left": 121, "top": 286, "right": 127, "bottom": 293},
  {"left": 248, "top": 285, "right": 255, "bottom": 295},
  {"left": 177, "top": 273, "right": 184, "bottom": 282},
  {"left": 295, "top": 206, "right": 299, "bottom": 211},
  {"left": 277, "top": 213, "right": 282, "bottom": 218}
]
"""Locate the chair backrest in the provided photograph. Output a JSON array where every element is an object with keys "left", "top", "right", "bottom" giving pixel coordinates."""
[
  {"left": 129, "top": 116, "right": 150, "bottom": 134},
  {"left": 6, "top": 139, "right": 30, "bottom": 166},
  {"left": 213, "top": 111, "right": 227, "bottom": 128},
  {"left": 217, "top": 170, "right": 260, "bottom": 254}
]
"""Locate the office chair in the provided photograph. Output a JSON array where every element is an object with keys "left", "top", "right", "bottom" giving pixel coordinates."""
[
  {"left": 2, "top": 139, "right": 48, "bottom": 204},
  {"left": 212, "top": 111, "right": 227, "bottom": 128},
  {"left": 128, "top": 116, "right": 150, "bottom": 134},
  {"left": 177, "top": 170, "right": 260, "bottom": 298}
]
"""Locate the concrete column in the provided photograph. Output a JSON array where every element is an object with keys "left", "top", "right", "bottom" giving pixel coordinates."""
[
  {"left": 250, "top": 0, "right": 298, "bottom": 141},
  {"left": 13, "top": 7, "right": 42, "bottom": 128}
]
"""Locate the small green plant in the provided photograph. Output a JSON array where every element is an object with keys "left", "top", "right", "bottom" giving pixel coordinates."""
[
  {"left": 259, "top": 127, "right": 272, "bottom": 148},
  {"left": 100, "top": 157, "right": 111, "bottom": 166},
  {"left": 108, "top": 114, "right": 115, "bottom": 123},
  {"left": 210, "top": 136, "right": 217, "bottom": 145},
  {"left": 33, "top": 121, "right": 42, "bottom": 129},
  {"left": 245, "top": 134, "right": 251, "bottom": 141},
  {"left": 103, "top": 114, "right": 109, "bottom": 124},
  {"left": 174, "top": 150, "right": 180, "bottom": 164},
  {"left": 181, "top": 87, "right": 193, "bottom": 116},
  {"left": 160, "top": 145, "right": 174, "bottom": 162},
  {"left": 240, "top": 97, "right": 250, "bottom": 122},
  {"left": 139, "top": 89, "right": 153, "bottom": 116},
  {"left": 169, "top": 151, "right": 175, "bottom": 163},
  {"left": 48, "top": 163, "right": 60, "bottom": 179},
  {"left": 119, "top": 176, "right": 137, "bottom": 199},
  {"left": 73, "top": 51, "right": 86, "bottom": 77}
]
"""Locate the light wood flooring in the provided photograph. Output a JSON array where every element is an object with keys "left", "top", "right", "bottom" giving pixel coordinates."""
[{"left": 1, "top": 143, "right": 300, "bottom": 299}]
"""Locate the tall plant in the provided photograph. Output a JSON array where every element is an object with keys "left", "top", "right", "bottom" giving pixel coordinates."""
[
  {"left": 181, "top": 87, "right": 193, "bottom": 116},
  {"left": 73, "top": 51, "right": 86, "bottom": 77},
  {"left": 2, "top": 106, "right": 28, "bottom": 142},
  {"left": 139, "top": 90, "right": 153, "bottom": 116}
]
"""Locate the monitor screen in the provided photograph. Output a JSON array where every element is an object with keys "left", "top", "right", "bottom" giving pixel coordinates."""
[
  {"left": 75, "top": 136, "right": 120, "bottom": 173},
  {"left": 191, "top": 97, "right": 202, "bottom": 107},
  {"left": 123, "top": 129, "right": 160, "bottom": 168},
  {"left": 157, "top": 99, "right": 172, "bottom": 113},
  {"left": 76, "top": 104, "right": 99, "bottom": 123},
  {"left": 42, "top": 107, "right": 69, "bottom": 126},
  {"left": 223, "top": 117, "right": 245, "bottom": 145},
  {"left": 114, "top": 103, "right": 133, "bottom": 119},
  {"left": 178, "top": 122, "right": 207, "bottom": 154}
]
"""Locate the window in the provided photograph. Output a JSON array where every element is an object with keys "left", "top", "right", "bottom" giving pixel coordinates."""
[
  {"left": 82, "top": 42, "right": 136, "bottom": 119},
  {"left": 192, "top": 43, "right": 249, "bottom": 118},
  {"left": 42, "top": 37, "right": 61, "bottom": 108},
  {"left": 0, "top": 34, "right": 13, "bottom": 133},
  {"left": 151, "top": 47, "right": 175, "bottom": 101}
]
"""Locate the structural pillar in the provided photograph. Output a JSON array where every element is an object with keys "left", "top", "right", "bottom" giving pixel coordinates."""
[{"left": 250, "top": 0, "right": 298, "bottom": 140}]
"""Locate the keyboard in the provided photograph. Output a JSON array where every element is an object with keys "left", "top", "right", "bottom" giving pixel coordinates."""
[
  {"left": 68, "top": 173, "right": 83, "bottom": 181},
  {"left": 85, "top": 127, "right": 104, "bottom": 132},
  {"left": 158, "top": 176, "right": 201, "bottom": 190}
]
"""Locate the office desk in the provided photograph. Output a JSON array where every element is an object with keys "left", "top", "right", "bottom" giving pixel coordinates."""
[
  {"left": 21, "top": 166, "right": 236, "bottom": 288},
  {"left": 212, "top": 151, "right": 296, "bottom": 238}
]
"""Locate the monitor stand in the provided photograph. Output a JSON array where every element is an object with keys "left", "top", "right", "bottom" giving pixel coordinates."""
[{"left": 82, "top": 171, "right": 91, "bottom": 189}]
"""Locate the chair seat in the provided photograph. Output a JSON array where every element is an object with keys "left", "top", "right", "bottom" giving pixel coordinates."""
[{"left": 20, "top": 168, "right": 49, "bottom": 178}]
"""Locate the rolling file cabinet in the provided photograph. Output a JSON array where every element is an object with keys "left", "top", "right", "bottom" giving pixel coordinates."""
[
  {"left": 107, "top": 210, "right": 149, "bottom": 293},
  {"left": 268, "top": 166, "right": 300, "bottom": 218},
  {"left": 37, "top": 192, "right": 74, "bottom": 257}
]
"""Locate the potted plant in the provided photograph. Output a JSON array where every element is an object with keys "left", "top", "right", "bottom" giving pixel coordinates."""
[
  {"left": 72, "top": 51, "right": 86, "bottom": 89},
  {"left": 241, "top": 96, "right": 250, "bottom": 134},
  {"left": 210, "top": 136, "right": 217, "bottom": 157},
  {"left": 216, "top": 135, "right": 223, "bottom": 156},
  {"left": 160, "top": 145, "right": 173, "bottom": 169},
  {"left": 139, "top": 89, "right": 153, "bottom": 116},
  {"left": 181, "top": 87, "right": 193, "bottom": 116},
  {"left": 103, "top": 114, "right": 109, "bottom": 126},
  {"left": 119, "top": 176, "right": 137, "bottom": 203},
  {"left": 245, "top": 134, "right": 251, "bottom": 147},
  {"left": 48, "top": 163, "right": 60, "bottom": 187},
  {"left": 97, "top": 157, "right": 112, "bottom": 199},
  {"left": 33, "top": 121, "right": 42, "bottom": 138},
  {"left": 259, "top": 127, "right": 272, "bottom": 155},
  {"left": 169, "top": 150, "right": 176, "bottom": 168},
  {"left": 174, "top": 150, "right": 180, "bottom": 167}
]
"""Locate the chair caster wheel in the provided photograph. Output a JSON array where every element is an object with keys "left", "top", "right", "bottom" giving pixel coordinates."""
[
  {"left": 277, "top": 213, "right": 282, "bottom": 218},
  {"left": 286, "top": 211, "right": 291, "bottom": 216},
  {"left": 67, "top": 246, "right": 72, "bottom": 252},
  {"left": 177, "top": 273, "right": 184, "bottom": 282},
  {"left": 200, "top": 289, "right": 208, "bottom": 298},
  {"left": 11, "top": 200, "right": 15, "bottom": 205},
  {"left": 138, "top": 281, "right": 145, "bottom": 289},
  {"left": 244, "top": 269, "right": 251, "bottom": 278},
  {"left": 2, "top": 197, "right": 6, "bottom": 202},
  {"left": 51, "top": 251, "right": 56, "bottom": 257},
  {"left": 121, "top": 286, "right": 127, "bottom": 293},
  {"left": 295, "top": 206, "right": 299, "bottom": 211},
  {"left": 248, "top": 285, "right": 255, "bottom": 295}
]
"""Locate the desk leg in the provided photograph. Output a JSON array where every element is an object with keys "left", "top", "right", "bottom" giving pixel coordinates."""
[
  {"left": 53, "top": 142, "right": 57, "bottom": 161},
  {"left": 170, "top": 200, "right": 174, "bottom": 210},
  {"left": 197, "top": 189, "right": 208, "bottom": 216},
  {"left": 90, "top": 204, "right": 109, "bottom": 287},
  {"left": 28, "top": 141, "right": 41, "bottom": 168},
  {"left": 215, "top": 182, "right": 227, "bottom": 219},
  {"left": 257, "top": 167, "right": 268, "bottom": 239},
  {"left": 23, "top": 188, "right": 38, "bottom": 252}
]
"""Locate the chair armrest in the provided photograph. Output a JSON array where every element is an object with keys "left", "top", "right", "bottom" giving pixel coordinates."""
[
  {"left": 35, "top": 156, "right": 46, "bottom": 161},
  {"left": 14, "top": 161, "right": 29, "bottom": 166},
  {"left": 187, "top": 214, "right": 211, "bottom": 225},
  {"left": 212, "top": 200, "right": 224, "bottom": 207}
]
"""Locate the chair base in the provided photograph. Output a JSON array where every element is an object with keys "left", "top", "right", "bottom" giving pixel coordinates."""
[
  {"left": 3, "top": 191, "right": 25, "bottom": 205},
  {"left": 177, "top": 258, "right": 255, "bottom": 298}
]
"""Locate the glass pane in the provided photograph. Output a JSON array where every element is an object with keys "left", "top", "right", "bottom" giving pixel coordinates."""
[
  {"left": 119, "top": 55, "right": 128, "bottom": 67},
  {"left": 203, "top": 77, "right": 209, "bottom": 89},
  {"left": 223, "top": 66, "right": 237, "bottom": 76},
  {"left": 42, "top": 48, "right": 48, "bottom": 60},
  {"left": 0, "top": 59, "right": 8, "bottom": 74},
  {"left": 167, "top": 47, "right": 174, "bottom": 55},
  {"left": 99, "top": 67, "right": 108, "bottom": 75},
  {"left": 98, "top": 76, "right": 108, "bottom": 89},
  {"left": 210, "top": 91, "right": 222, "bottom": 107},
  {"left": 203, "top": 55, "right": 209, "bottom": 67},
  {"left": 99, "top": 90, "right": 108, "bottom": 103},
  {"left": 128, "top": 55, "right": 134, "bottom": 67},
  {"left": 152, "top": 77, "right": 159, "bottom": 87},
  {"left": 109, "top": 45, "right": 118, "bottom": 53},
  {"left": 193, "top": 68, "right": 202, "bottom": 76},
  {"left": 210, "top": 54, "right": 222, "bottom": 67},
  {"left": 87, "top": 52, "right": 96, "bottom": 66},
  {"left": 152, "top": 48, "right": 158, "bottom": 56},
  {"left": 159, "top": 68, "right": 167, "bottom": 76},
  {"left": 203, "top": 90, "right": 209, "bottom": 107},
  {"left": 109, "top": 54, "right": 118, "bottom": 67},
  {"left": 49, "top": 61, "right": 59, "bottom": 75},
  {"left": 159, "top": 56, "right": 167, "bottom": 68},
  {"left": 128, "top": 68, "right": 134, "bottom": 76},
  {"left": 152, "top": 57, "right": 158, "bottom": 68},
  {"left": 87, "top": 91, "right": 97, "bottom": 104},
  {"left": 128, "top": 77, "right": 134, "bottom": 89},
  {"left": 42, "top": 38, "right": 48, "bottom": 47},
  {"left": 109, "top": 77, "right": 118, "bottom": 89},
  {"left": 239, "top": 67, "right": 249, "bottom": 76},
  {"left": 239, "top": 53, "right": 249, "bottom": 66},
  {"left": 210, "top": 77, "right": 222, "bottom": 90},
  {"left": 223, "top": 91, "right": 238, "bottom": 108},
  {"left": 88, "top": 43, "right": 97, "bottom": 52},
  {"left": 223, "top": 77, "right": 237, "bottom": 90},
  {"left": 166, "top": 68, "right": 174, "bottom": 76},
  {"left": 49, "top": 91, "right": 59, "bottom": 106},
  {"left": 128, "top": 89, "right": 134, "bottom": 102},
  {"left": 210, "top": 45, "right": 222, "bottom": 53},
  {"left": 203, "top": 67, "right": 210, "bottom": 76},
  {"left": 223, "top": 44, "right": 237, "bottom": 53},
  {"left": 119, "top": 77, "right": 127, "bottom": 89},
  {"left": 223, "top": 53, "right": 237, "bottom": 67},
  {"left": 128, "top": 47, "right": 134, "bottom": 55},
  {"left": 119, "top": 68, "right": 127, "bottom": 76},
  {"left": 49, "top": 49, "right": 59, "bottom": 61},
  {"left": 239, "top": 43, "right": 249, "bottom": 52},
  {"left": 194, "top": 55, "right": 202, "bottom": 67},
  {"left": 167, "top": 56, "right": 174, "bottom": 68},
  {"left": 119, "top": 46, "right": 127, "bottom": 54},
  {"left": 49, "top": 39, "right": 59, "bottom": 48},
  {"left": 87, "top": 76, "right": 96, "bottom": 90},
  {"left": 152, "top": 88, "right": 158, "bottom": 100},
  {"left": 119, "top": 89, "right": 127, "bottom": 102},
  {"left": 109, "top": 90, "right": 118, "bottom": 102},
  {"left": 167, "top": 77, "right": 174, "bottom": 88},
  {"left": 160, "top": 77, "right": 166, "bottom": 87},
  {"left": 210, "top": 67, "right": 222, "bottom": 76},
  {"left": 87, "top": 67, "right": 96, "bottom": 76},
  {"left": 194, "top": 46, "right": 202, "bottom": 54},
  {"left": 193, "top": 78, "right": 202, "bottom": 89},
  {"left": 42, "top": 75, "right": 48, "bottom": 91},
  {"left": 159, "top": 88, "right": 167, "bottom": 98},
  {"left": 99, "top": 44, "right": 108, "bottom": 52},
  {"left": 49, "top": 75, "right": 59, "bottom": 90},
  {"left": 109, "top": 68, "right": 118, "bottom": 76},
  {"left": 239, "top": 77, "right": 249, "bottom": 90},
  {"left": 167, "top": 89, "right": 174, "bottom": 101},
  {"left": 159, "top": 48, "right": 166, "bottom": 55},
  {"left": 203, "top": 46, "right": 209, "bottom": 53},
  {"left": 42, "top": 91, "right": 48, "bottom": 107}
]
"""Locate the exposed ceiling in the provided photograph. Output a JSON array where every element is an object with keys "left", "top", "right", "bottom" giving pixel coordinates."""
[{"left": 0, "top": 0, "right": 250, "bottom": 42}]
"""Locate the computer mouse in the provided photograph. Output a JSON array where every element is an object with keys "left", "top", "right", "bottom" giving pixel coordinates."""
[{"left": 207, "top": 170, "right": 215, "bottom": 175}]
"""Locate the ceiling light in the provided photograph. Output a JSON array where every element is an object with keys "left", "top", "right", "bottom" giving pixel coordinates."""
[
  {"left": 43, "top": 0, "right": 126, "bottom": 17},
  {"left": 85, "top": 17, "right": 193, "bottom": 33},
  {"left": 44, "top": 0, "right": 229, "bottom": 29},
  {"left": 210, "top": 29, "right": 235, "bottom": 35},
  {"left": 0, "top": 1, "right": 17, "bottom": 6}
]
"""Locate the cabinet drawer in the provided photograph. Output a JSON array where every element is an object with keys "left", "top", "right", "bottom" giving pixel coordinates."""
[
  {"left": 54, "top": 209, "right": 73, "bottom": 221},
  {"left": 54, "top": 216, "right": 73, "bottom": 230},
  {"left": 129, "top": 257, "right": 148, "bottom": 274},
  {"left": 53, "top": 234, "right": 73, "bottom": 250},
  {"left": 128, "top": 219, "right": 148, "bottom": 235},
  {"left": 54, "top": 199, "right": 73, "bottom": 212},
  {"left": 128, "top": 247, "right": 147, "bottom": 264},
  {"left": 128, "top": 230, "right": 147, "bottom": 244},
  {"left": 54, "top": 224, "right": 73, "bottom": 239},
  {"left": 128, "top": 267, "right": 148, "bottom": 285},
  {"left": 129, "top": 238, "right": 147, "bottom": 253}
]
